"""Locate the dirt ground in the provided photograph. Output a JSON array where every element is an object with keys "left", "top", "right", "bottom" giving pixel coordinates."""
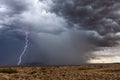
[{"left": 0, "top": 64, "right": 120, "bottom": 80}]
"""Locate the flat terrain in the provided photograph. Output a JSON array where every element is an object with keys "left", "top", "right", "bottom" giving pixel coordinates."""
[{"left": 0, "top": 64, "right": 120, "bottom": 80}]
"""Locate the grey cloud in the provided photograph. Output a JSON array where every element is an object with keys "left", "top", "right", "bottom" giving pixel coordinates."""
[
  {"left": 0, "top": 0, "right": 120, "bottom": 66},
  {"left": 0, "top": 0, "right": 29, "bottom": 14},
  {"left": 52, "top": 0, "right": 120, "bottom": 46}
]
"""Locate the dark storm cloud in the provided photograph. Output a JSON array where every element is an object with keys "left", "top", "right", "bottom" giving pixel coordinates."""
[
  {"left": 0, "top": 0, "right": 120, "bottom": 66},
  {"left": 52, "top": 0, "right": 120, "bottom": 46}
]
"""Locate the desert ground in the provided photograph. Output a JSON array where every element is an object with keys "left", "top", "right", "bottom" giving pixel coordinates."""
[{"left": 0, "top": 64, "right": 120, "bottom": 80}]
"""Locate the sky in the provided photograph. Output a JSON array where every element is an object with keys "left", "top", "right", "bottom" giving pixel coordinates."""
[{"left": 0, "top": 0, "right": 120, "bottom": 66}]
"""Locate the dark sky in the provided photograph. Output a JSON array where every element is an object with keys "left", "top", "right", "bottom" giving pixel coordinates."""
[{"left": 0, "top": 0, "right": 120, "bottom": 66}]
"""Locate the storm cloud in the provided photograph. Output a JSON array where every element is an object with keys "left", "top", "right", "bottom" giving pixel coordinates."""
[
  {"left": 52, "top": 0, "right": 120, "bottom": 45},
  {"left": 0, "top": 0, "right": 120, "bottom": 66}
]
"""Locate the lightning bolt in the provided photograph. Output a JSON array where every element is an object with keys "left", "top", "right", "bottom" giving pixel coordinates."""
[{"left": 17, "top": 32, "right": 29, "bottom": 66}]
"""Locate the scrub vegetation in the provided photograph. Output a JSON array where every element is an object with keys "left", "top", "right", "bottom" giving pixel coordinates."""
[{"left": 0, "top": 64, "right": 120, "bottom": 80}]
